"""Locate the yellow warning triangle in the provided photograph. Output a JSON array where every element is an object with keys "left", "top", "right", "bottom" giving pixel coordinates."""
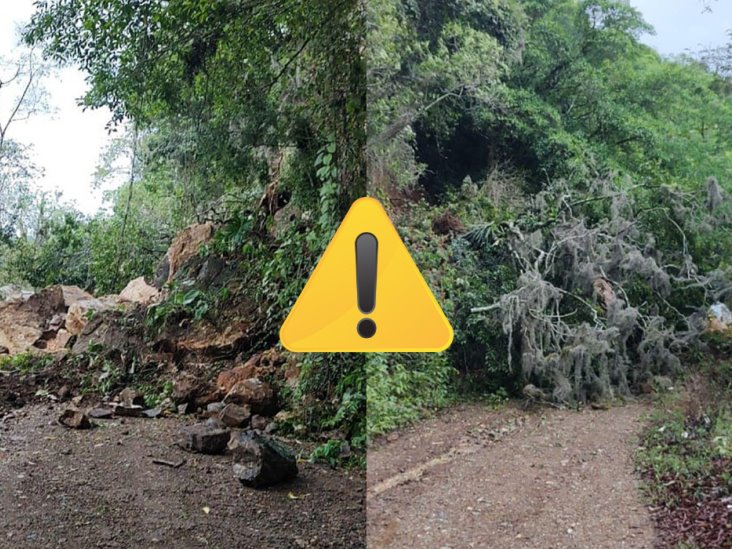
[{"left": 280, "top": 197, "right": 453, "bottom": 352}]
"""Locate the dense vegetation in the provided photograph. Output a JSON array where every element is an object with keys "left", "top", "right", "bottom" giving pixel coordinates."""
[
  {"left": 367, "top": 0, "right": 732, "bottom": 434},
  {"left": 1, "top": 0, "right": 367, "bottom": 453},
  {"left": 1, "top": 0, "right": 730, "bottom": 446}
]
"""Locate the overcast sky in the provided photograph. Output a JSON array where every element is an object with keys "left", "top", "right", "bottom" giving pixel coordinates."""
[
  {"left": 631, "top": 0, "right": 731, "bottom": 55},
  {"left": 0, "top": 1, "right": 730, "bottom": 215}
]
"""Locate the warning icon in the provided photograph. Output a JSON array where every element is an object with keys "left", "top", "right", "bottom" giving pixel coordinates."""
[{"left": 280, "top": 197, "right": 453, "bottom": 352}]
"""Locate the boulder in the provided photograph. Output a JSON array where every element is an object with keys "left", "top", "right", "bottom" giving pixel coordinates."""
[
  {"left": 175, "top": 320, "right": 248, "bottom": 356},
  {"left": 118, "top": 387, "right": 145, "bottom": 407},
  {"left": 216, "top": 363, "right": 258, "bottom": 394},
  {"left": 172, "top": 378, "right": 219, "bottom": 407},
  {"left": 219, "top": 403, "right": 251, "bottom": 427},
  {"left": 66, "top": 298, "right": 115, "bottom": 336},
  {"left": 180, "top": 421, "right": 230, "bottom": 454},
  {"left": 230, "top": 431, "right": 298, "bottom": 488},
  {"left": 113, "top": 404, "right": 144, "bottom": 417},
  {"left": 44, "top": 329, "right": 72, "bottom": 353},
  {"left": 154, "top": 222, "right": 215, "bottom": 286},
  {"left": 0, "top": 286, "right": 66, "bottom": 355},
  {"left": 71, "top": 311, "right": 140, "bottom": 356},
  {"left": 0, "top": 285, "right": 33, "bottom": 302},
  {"left": 60, "top": 286, "right": 94, "bottom": 307},
  {"left": 58, "top": 409, "right": 92, "bottom": 429},
  {"left": 223, "top": 378, "right": 276, "bottom": 415},
  {"left": 88, "top": 408, "right": 114, "bottom": 419},
  {"left": 250, "top": 414, "right": 269, "bottom": 431},
  {"left": 118, "top": 277, "right": 159, "bottom": 305}
]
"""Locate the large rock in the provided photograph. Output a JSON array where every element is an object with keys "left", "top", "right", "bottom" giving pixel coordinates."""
[
  {"left": 230, "top": 431, "right": 298, "bottom": 488},
  {"left": 58, "top": 409, "right": 92, "bottom": 429},
  {"left": 154, "top": 222, "right": 215, "bottom": 287},
  {"left": 0, "top": 285, "right": 33, "bottom": 302},
  {"left": 216, "top": 349, "right": 288, "bottom": 393},
  {"left": 216, "top": 362, "right": 258, "bottom": 394},
  {"left": 0, "top": 286, "right": 66, "bottom": 355},
  {"left": 71, "top": 311, "right": 141, "bottom": 356},
  {"left": 60, "top": 286, "right": 94, "bottom": 307},
  {"left": 219, "top": 403, "right": 251, "bottom": 427},
  {"left": 175, "top": 320, "right": 249, "bottom": 356},
  {"left": 118, "top": 277, "right": 159, "bottom": 305},
  {"left": 43, "top": 329, "right": 72, "bottom": 353},
  {"left": 66, "top": 297, "right": 117, "bottom": 336},
  {"left": 180, "top": 421, "right": 230, "bottom": 454},
  {"left": 223, "top": 378, "right": 276, "bottom": 415}
]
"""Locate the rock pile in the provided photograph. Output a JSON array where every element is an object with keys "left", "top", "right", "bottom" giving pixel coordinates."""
[{"left": 0, "top": 281, "right": 159, "bottom": 357}]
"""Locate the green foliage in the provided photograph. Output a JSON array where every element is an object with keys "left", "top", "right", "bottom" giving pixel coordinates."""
[
  {"left": 0, "top": 352, "right": 53, "bottom": 374},
  {"left": 366, "top": 353, "right": 454, "bottom": 437},
  {"left": 295, "top": 353, "right": 366, "bottom": 447},
  {"left": 145, "top": 284, "right": 214, "bottom": 330}
]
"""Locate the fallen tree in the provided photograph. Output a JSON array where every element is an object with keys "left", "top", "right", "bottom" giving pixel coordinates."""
[{"left": 468, "top": 176, "right": 732, "bottom": 403}]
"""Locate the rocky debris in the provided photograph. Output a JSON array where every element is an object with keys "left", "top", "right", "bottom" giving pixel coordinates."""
[
  {"left": 154, "top": 222, "right": 215, "bottom": 286},
  {"left": 175, "top": 320, "right": 249, "bottom": 356},
  {"left": 57, "top": 385, "right": 71, "bottom": 401},
  {"left": 216, "top": 362, "right": 258, "bottom": 394},
  {"left": 142, "top": 407, "right": 162, "bottom": 419},
  {"left": 118, "top": 276, "right": 159, "bottom": 305},
  {"left": 219, "top": 403, "right": 251, "bottom": 427},
  {"left": 58, "top": 286, "right": 94, "bottom": 307},
  {"left": 118, "top": 387, "right": 145, "bottom": 407},
  {"left": 66, "top": 297, "right": 114, "bottom": 336},
  {"left": 215, "top": 349, "right": 288, "bottom": 393},
  {"left": 180, "top": 420, "right": 231, "bottom": 454},
  {"left": 88, "top": 408, "right": 114, "bottom": 419},
  {"left": 230, "top": 431, "right": 298, "bottom": 488},
  {"left": 168, "top": 374, "right": 219, "bottom": 408},
  {"left": 224, "top": 378, "right": 276, "bottom": 415},
  {"left": 171, "top": 375, "right": 199, "bottom": 404},
  {"left": 250, "top": 414, "right": 269, "bottom": 431},
  {"left": 0, "top": 284, "right": 33, "bottom": 301},
  {"left": 0, "top": 286, "right": 65, "bottom": 355},
  {"left": 39, "top": 329, "right": 72, "bottom": 353},
  {"left": 113, "top": 404, "right": 144, "bottom": 417},
  {"left": 71, "top": 310, "right": 143, "bottom": 356},
  {"left": 207, "top": 402, "right": 225, "bottom": 413},
  {"left": 58, "top": 409, "right": 92, "bottom": 429}
]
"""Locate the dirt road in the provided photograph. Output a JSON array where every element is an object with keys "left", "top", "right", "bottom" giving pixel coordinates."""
[
  {"left": 367, "top": 402, "right": 656, "bottom": 548},
  {"left": 0, "top": 404, "right": 364, "bottom": 548}
]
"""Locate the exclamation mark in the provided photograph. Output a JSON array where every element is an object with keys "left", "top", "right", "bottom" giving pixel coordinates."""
[{"left": 356, "top": 232, "right": 378, "bottom": 338}]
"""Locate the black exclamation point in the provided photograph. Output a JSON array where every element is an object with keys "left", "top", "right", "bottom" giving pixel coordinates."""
[{"left": 356, "top": 232, "right": 378, "bottom": 338}]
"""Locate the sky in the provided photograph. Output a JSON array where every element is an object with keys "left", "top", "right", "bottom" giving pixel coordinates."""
[
  {"left": 1, "top": 1, "right": 114, "bottom": 215},
  {"left": 0, "top": 1, "right": 730, "bottom": 215},
  {"left": 631, "top": 0, "right": 732, "bottom": 56}
]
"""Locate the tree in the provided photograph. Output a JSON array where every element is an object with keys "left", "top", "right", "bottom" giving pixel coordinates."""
[
  {"left": 25, "top": 0, "right": 366, "bottom": 215},
  {"left": 0, "top": 48, "right": 48, "bottom": 242}
]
